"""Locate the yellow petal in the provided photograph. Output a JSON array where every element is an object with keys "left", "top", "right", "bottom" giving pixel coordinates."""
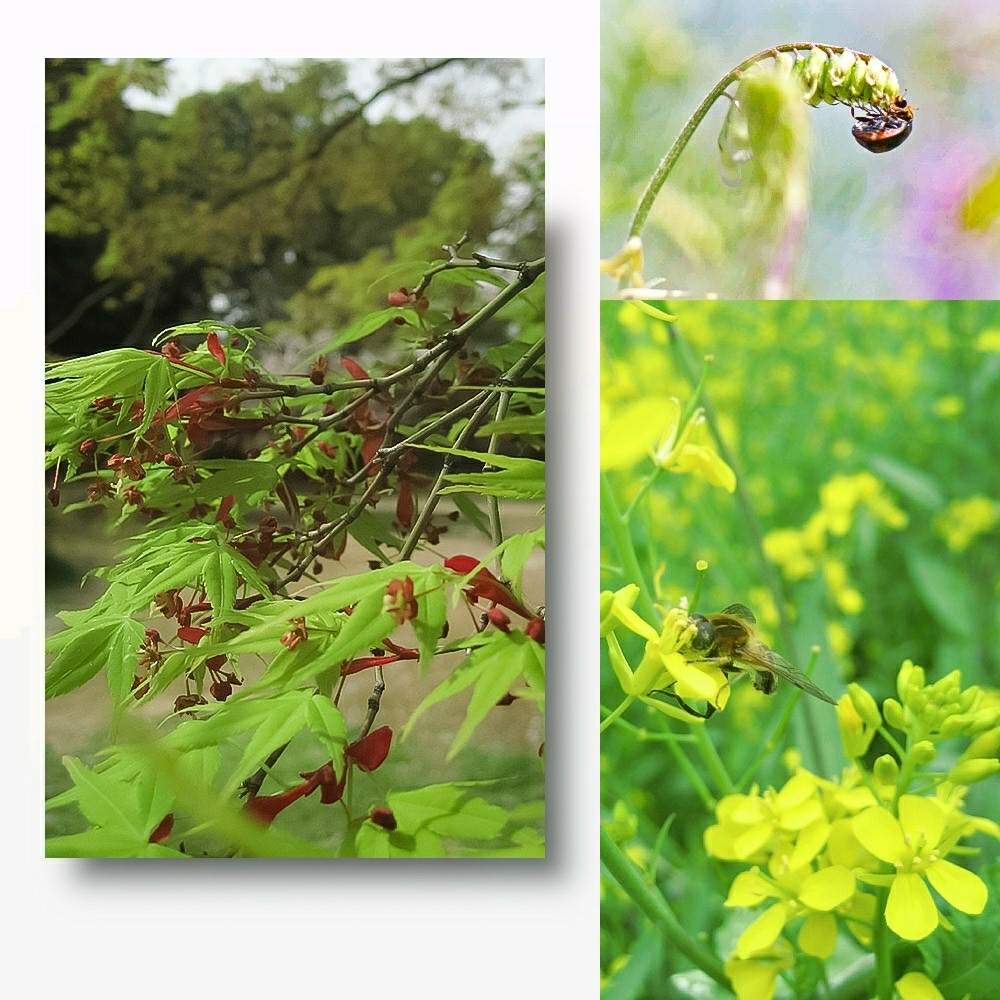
[
  {"left": 775, "top": 771, "right": 817, "bottom": 810},
  {"left": 725, "top": 795, "right": 766, "bottom": 826},
  {"left": 779, "top": 797, "right": 824, "bottom": 831},
  {"left": 798, "top": 912, "right": 837, "bottom": 959},
  {"left": 798, "top": 865, "right": 856, "bottom": 911},
  {"left": 886, "top": 873, "right": 938, "bottom": 941},
  {"left": 852, "top": 806, "right": 908, "bottom": 865},
  {"left": 665, "top": 653, "right": 724, "bottom": 704},
  {"left": 671, "top": 443, "right": 737, "bottom": 492},
  {"left": 613, "top": 601, "right": 659, "bottom": 642},
  {"left": 632, "top": 643, "right": 670, "bottom": 693},
  {"left": 789, "top": 819, "right": 830, "bottom": 870},
  {"left": 899, "top": 795, "right": 945, "bottom": 852},
  {"left": 895, "top": 971, "right": 944, "bottom": 1000},
  {"left": 725, "top": 955, "right": 783, "bottom": 1000},
  {"left": 704, "top": 823, "right": 739, "bottom": 860},
  {"left": 736, "top": 902, "right": 789, "bottom": 959},
  {"left": 726, "top": 868, "right": 781, "bottom": 908},
  {"left": 733, "top": 823, "right": 775, "bottom": 860},
  {"left": 925, "top": 858, "right": 988, "bottom": 915}
]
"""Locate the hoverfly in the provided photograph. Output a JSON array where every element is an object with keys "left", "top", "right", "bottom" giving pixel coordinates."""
[
  {"left": 653, "top": 603, "right": 836, "bottom": 719},
  {"left": 851, "top": 96, "right": 913, "bottom": 154}
]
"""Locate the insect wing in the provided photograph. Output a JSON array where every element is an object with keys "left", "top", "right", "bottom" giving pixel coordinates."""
[
  {"left": 761, "top": 647, "right": 836, "bottom": 704},
  {"left": 720, "top": 603, "right": 757, "bottom": 625}
]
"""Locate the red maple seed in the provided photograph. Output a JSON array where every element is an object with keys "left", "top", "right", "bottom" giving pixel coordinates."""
[
  {"left": 206, "top": 331, "right": 226, "bottom": 366},
  {"left": 370, "top": 806, "right": 397, "bottom": 831},
  {"left": 525, "top": 617, "right": 545, "bottom": 645},
  {"left": 210, "top": 679, "right": 233, "bottom": 702},
  {"left": 487, "top": 608, "right": 512, "bottom": 632},
  {"left": 176, "top": 626, "right": 208, "bottom": 644},
  {"left": 148, "top": 813, "right": 174, "bottom": 844},
  {"left": 345, "top": 726, "right": 393, "bottom": 772},
  {"left": 79, "top": 438, "right": 97, "bottom": 458}
]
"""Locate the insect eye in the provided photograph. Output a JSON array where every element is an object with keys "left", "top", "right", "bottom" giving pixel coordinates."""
[{"left": 689, "top": 615, "right": 716, "bottom": 651}]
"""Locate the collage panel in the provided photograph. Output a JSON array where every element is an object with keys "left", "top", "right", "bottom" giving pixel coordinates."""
[
  {"left": 601, "top": 0, "right": 1000, "bottom": 299},
  {"left": 44, "top": 57, "right": 546, "bottom": 859},
  {"left": 600, "top": 300, "right": 1000, "bottom": 999}
]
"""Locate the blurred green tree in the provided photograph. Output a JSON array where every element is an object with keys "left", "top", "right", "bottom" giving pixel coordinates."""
[{"left": 46, "top": 58, "right": 543, "bottom": 354}]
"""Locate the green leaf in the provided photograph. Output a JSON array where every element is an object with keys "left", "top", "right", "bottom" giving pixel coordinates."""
[
  {"left": 476, "top": 410, "right": 546, "bottom": 437},
  {"left": 449, "top": 494, "right": 493, "bottom": 538},
  {"left": 439, "top": 459, "right": 545, "bottom": 501},
  {"left": 448, "top": 636, "right": 534, "bottom": 759},
  {"left": 307, "top": 695, "right": 347, "bottom": 771},
  {"left": 904, "top": 547, "right": 976, "bottom": 637},
  {"left": 315, "top": 307, "right": 419, "bottom": 353},
  {"left": 389, "top": 782, "right": 510, "bottom": 840},
  {"left": 353, "top": 823, "right": 445, "bottom": 858},
  {"left": 868, "top": 454, "right": 944, "bottom": 511},
  {"left": 61, "top": 756, "right": 146, "bottom": 838},
  {"left": 138, "top": 356, "right": 172, "bottom": 435},
  {"left": 413, "top": 566, "right": 448, "bottom": 670},
  {"left": 45, "top": 620, "right": 120, "bottom": 698},
  {"left": 202, "top": 544, "right": 238, "bottom": 631},
  {"left": 46, "top": 829, "right": 185, "bottom": 859},
  {"left": 284, "top": 590, "right": 396, "bottom": 685},
  {"left": 106, "top": 618, "right": 146, "bottom": 710},
  {"left": 402, "top": 640, "right": 495, "bottom": 739},
  {"left": 500, "top": 526, "right": 545, "bottom": 593}
]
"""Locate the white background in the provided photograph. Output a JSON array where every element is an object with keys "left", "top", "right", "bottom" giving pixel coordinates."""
[{"left": 0, "top": 3, "right": 599, "bottom": 996}]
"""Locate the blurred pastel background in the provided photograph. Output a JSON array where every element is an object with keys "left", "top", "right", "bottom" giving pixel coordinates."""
[{"left": 602, "top": 0, "right": 1000, "bottom": 298}]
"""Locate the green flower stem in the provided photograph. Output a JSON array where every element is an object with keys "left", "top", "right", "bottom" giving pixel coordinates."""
[
  {"left": 600, "top": 826, "right": 731, "bottom": 991},
  {"left": 601, "top": 471, "right": 657, "bottom": 621},
  {"left": 602, "top": 705, "right": 716, "bottom": 811},
  {"left": 873, "top": 886, "right": 895, "bottom": 1000},
  {"left": 736, "top": 646, "right": 820, "bottom": 789},
  {"left": 600, "top": 695, "right": 638, "bottom": 733},
  {"left": 667, "top": 324, "right": 829, "bottom": 776},
  {"left": 694, "top": 728, "right": 735, "bottom": 796},
  {"left": 627, "top": 42, "right": 861, "bottom": 241}
]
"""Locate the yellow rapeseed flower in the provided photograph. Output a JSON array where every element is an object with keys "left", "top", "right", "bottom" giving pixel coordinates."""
[
  {"left": 895, "top": 972, "right": 943, "bottom": 1000},
  {"left": 935, "top": 495, "right": 998, "bottom": 552},
  {"left": 852, "top": 795, "right": 988, "bottom": 940},
  {"left": 652, "top": 401, "right": 736, "bottom": 493}
]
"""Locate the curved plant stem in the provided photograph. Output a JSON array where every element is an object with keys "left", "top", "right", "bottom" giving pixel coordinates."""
[
  {"left": 627, "top": 42, "right": 867, "bottom": 241},
  {"left": 601, "top": 827, "right": 731, "bottom": 991},
  {"left": 600, "top": 695, "right": 637, "bottom": 733}
]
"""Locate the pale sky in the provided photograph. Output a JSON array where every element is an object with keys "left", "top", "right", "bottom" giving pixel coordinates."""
[{"left": 124, "top": 58, "right": 544, "bottom": 167}]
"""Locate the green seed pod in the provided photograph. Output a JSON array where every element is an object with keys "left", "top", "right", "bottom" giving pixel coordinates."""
[
  {"left": 948, "top": 758, "right": 1000, "bottom": 786},
  {"left": 848, "top": 682, "right": 881, "bottom": 728},
  {"left": 883, "top": 697, "right": 907, "bottom": 730},
  {"left": 874, "top": 754, "right": 900, "bottom": 786},
  {"left": 847, "top": 59, "right": 869, "bottom": 99},
  {"left": 911, "top": 740, "right": 936, "bottom": 765},
  {"left": 826, "top": 49, "right": 858, "bottom": 92}
]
